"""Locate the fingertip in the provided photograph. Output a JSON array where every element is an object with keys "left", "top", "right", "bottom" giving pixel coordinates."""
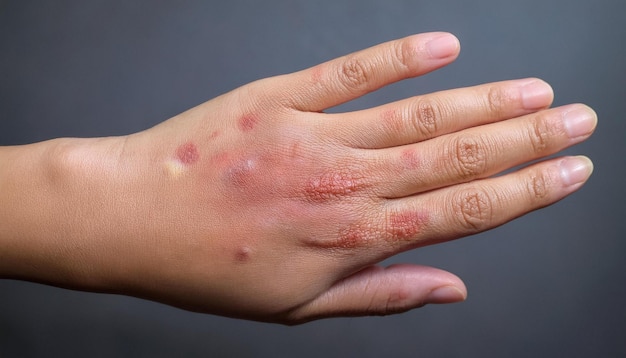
[
  {"left": 425, "top": 285, "right": 467, "bottom": 304},
  {"left": 425, "top": 32, "right": 461, "bottom": 60},
  {"left": 559, "top": 155, "right": 594, "bottom": 187},
  {"left": 520, "top": 78, "right": 555, "bottom": 110}
]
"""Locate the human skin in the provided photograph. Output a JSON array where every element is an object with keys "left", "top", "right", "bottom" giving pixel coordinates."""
[{"left": 0, "top": 32, "right": 596, "bottom": 324}]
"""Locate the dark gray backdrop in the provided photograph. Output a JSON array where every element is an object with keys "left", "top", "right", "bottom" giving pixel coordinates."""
[{"left": 1, "top": 1, "right": 624, "bottom": 357}]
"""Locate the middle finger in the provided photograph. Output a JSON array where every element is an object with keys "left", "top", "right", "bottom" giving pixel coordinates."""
[{"left": 370, "top": 104, "right": 597, "bottom": 198}]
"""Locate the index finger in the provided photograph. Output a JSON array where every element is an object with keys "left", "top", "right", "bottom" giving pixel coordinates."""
[{"left": 271, "top": 32, "right": 461, "bottom": 112}]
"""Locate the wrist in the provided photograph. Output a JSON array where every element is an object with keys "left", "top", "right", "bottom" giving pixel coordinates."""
[{"left": 0, "top": 137, "right": 128, "bottom": 291}]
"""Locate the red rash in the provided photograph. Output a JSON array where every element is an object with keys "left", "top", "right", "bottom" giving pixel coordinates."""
[
  {"left": 311, "top": 65, "right": 323, "bottom": 83},
  {"left": 382, "top": 109, "right": 403, "bottom": 132},
  {"left": 238, "top": 114, "right": 260, "bottom": 132},
  {"left": 176, "top": 142, "right": 200, "bottom": 165},
  {"left": 304, "top": 170, "right": 364, "bottom": 203},
  {"left": 386, "top": 211, "right": 427, "bottom": 242},
  {"left": 325, "top": 211, "right": 427, "bottom": 250},
  {"left": 335, "top": 225, "right": 365, "bottom": 249},
  {"left": 308, "top": 223, "right": 366, "bottom": 250},
  {"left": 400, "top": 148, "right": 421, "bottom": 169}
]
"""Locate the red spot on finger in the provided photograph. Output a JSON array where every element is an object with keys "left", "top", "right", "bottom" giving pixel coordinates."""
[
  {"left": 176, "top": 142, "right": 199, "bottom": 165},
  {"left": 382, "top": 109, "right": 402, "bottom": 132},
  {"left": 400, "top": 148, "right": 421, "bottom": 169},
  {"left": 311, "top": 65, "right": 324, "bottom": 83},
  {"left": 238, "top": 114, "right": 260, "bottom": 132}
]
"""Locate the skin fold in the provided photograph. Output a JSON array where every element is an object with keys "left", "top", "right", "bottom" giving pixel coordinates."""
[{"left": 0, "top": 32, "right": 596, "bottom": 324}]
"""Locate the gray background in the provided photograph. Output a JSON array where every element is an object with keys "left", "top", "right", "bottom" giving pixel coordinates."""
[{"left": 1, "top": 1, "right": 624, "bottom": 357}]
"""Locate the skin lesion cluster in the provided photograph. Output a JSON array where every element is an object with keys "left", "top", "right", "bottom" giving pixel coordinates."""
[{"left": 312, "top": 210, "right": 428, "bottom": 251}]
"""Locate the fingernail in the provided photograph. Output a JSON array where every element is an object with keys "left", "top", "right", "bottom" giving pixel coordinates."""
[
  {"left": 520, "top": 79, "right": 553, "bottom": 109},
  {"left": 425, "top": 286, "right": 466, "bottom": 304},
  {"left": 563, "top": 105, "right": 597, "bottom": 139},
  {"left": 426, "top": 34, "right": 460, "bottom": 59},
  {"left": 559, "top": 156, "right": 594, "bottom": 187}
]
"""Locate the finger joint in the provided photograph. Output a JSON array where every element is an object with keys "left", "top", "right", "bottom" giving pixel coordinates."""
[
  {"left": 527, "top": 113, "right": 563, "bottom": 155},
  {"left": 338, "top": 57, "right": 371, "bottom": 93},
  {"left": 452, "top": 188, "right": 495, "bottom": 232},
  {"left": 450, "top": 136, "right": 488, "bottom": 180},
  {"left": 486, "top": 85, "right": 512, "bottom": 116},
  {"left": 407, "top": 99, "right": 440, "bottom": 138},
  {"left": 525, "top": 168, "right": 557, "bottom": 203}
]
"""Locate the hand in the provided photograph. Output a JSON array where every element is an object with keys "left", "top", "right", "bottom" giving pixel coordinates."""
[{"left": 0, "top": 32, "right": 596, "bottom": 324}]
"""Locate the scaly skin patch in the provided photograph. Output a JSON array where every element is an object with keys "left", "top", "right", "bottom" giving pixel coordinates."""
[
  {"left": 303, "top": 170, "right": 366, "bottom": 203},
  {"left": 312, "top": 210, "right": 428, "bottom": 250},
  {"left": 385, "top": 211, "right": 427, "bottom": 242},
  {"left": 336, "top": 223, "right": 369, "bottom": 249}
]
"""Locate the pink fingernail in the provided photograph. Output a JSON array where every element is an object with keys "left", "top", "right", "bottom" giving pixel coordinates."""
[
  {"left": 425, "top": 286, "right": 466, "bottom": 304},
  {"left": 559, "top": 156, "right": 594, "bottom": 187},
  {"left": 520, "top": 79, "right": 553, "bottom": 109},
  {"left": 563, "top": 105, "right": 597, "bottom": 139},
  {"left": 426, "top": 34, "right": 460, "bottom": 59}
]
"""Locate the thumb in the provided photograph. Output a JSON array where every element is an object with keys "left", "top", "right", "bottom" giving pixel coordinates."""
[{"left": 288, "top": 264, "right": 467, "bottom": 323}]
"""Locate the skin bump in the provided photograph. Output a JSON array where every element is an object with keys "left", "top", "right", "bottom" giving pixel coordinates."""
[
  {"left": 165, "top": 142, "right": 199, "bottom": 177},
  {"left": 234, "top": 247, "right": 252, "bottom": 263},
  {"left": 176, "top": 142, "right": 200, "bottom": 165},
  {"left": 224, "top": 157, "right": 258, "bottom": 188}
]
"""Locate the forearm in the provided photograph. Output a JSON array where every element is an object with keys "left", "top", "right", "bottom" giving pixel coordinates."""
[
  {"left": 0, "top": 132, "right": 247, "bottom": 311},
  {"left": 0, "top": 138, "right": 125, "bottom": 290}
]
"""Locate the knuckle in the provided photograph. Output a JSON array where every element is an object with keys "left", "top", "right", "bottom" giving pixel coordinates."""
[
  {"left": 338, "top": 57, "right": 370, "bottom": 92},
  {"left": 392, "top": 38, "right": 417, "bottom": 72},
  {"left": 486, "top": 85, "right": 512, "bottom": 115},
  {"left": 527, "top": 113, "right": 564, "bottom": 154},
  {"left": 525, "top": 168, "right": 557, "bottom": 202},
  {"left": 450, "top": 135, "right": 488, "bottom": 180},
  {"left": 407, "top": 98, "right": 440, "bottom": 138},
  {"left": 239, "top": 79, "right": 289, "bottom": 111},
  {"left": 452, "top": 188, "right": 495, "bottom": 232}
]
